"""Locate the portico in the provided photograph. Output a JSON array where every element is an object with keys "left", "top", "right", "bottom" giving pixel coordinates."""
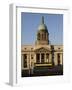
[
  {"left": 36, "top": 52, "right": 51, "bottom": 64},
  {"left": 34, "top": 46, "right": 52, "bottom": 65}
]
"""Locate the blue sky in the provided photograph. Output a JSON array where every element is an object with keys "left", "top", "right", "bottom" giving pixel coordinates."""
[{"left": 21, "top": 12, "right": 63, "bottom": 45}]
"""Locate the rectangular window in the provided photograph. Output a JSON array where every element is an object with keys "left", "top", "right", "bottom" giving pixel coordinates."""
[
  {"left": 57, "top": 53, "right": 60, "bottom": 65},
  {"left": 36, "top": 54, "right": 40, "bottom": 63},
  {"left": 41, "top": 53, "right": 44, "bottom": 63},
  {"left": 23, "top": 54, "right": 27, "bottom": 68}
]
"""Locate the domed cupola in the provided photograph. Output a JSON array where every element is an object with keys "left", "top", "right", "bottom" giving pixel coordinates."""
[
  {"left": 38, "top": 16, "right": 48, "bottom": 32},
  {"left": 35, "top": 16, "right": 49, "bottom": 45}
]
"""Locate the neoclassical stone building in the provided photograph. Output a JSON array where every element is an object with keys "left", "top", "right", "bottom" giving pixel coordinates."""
[{"left": 21, "top": 16, "right": 63, "bottom": 73}]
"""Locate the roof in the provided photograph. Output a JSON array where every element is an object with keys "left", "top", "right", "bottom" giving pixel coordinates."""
[
  {"left": 38, "top": 16, "right": 48, "bottom": 31},
  {"left": 38, "top": 24, "right": 47, "bottom": 30}
]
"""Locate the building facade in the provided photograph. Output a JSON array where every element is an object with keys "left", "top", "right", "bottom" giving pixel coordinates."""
[{"left": 21, "top": 16, "right": 63, "bottom": 74}]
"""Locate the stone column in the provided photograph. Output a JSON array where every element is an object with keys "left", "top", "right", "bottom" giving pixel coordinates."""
[
  {"left": 46, "top": 53, "right": 49, "bottom": 63},
  {"left": 29, "top": 53, "right": 31, "bottom": 68},
  {"left": 49, "top": 53, "right": 51, "bottom": 63},
  {"left": 60, "top": 53, "right": 63, "bottom": 65},
  {"left": 28, "top": 53, "right": 30, "bottom": 69},
  {"left": 27, "top": 54, "right": 28, "bottom": 68},
  {"left": 54, "top": 53, "right": 58, "bottom": 65},
  {"left": 34, "top": 54, "right": 36, "bottom": 63},
  {"left": 45, "top": 53, "right": 46, "bottom": 63},
  {"left": 21, "top": 54, "right": 23, "bottom": 69}
]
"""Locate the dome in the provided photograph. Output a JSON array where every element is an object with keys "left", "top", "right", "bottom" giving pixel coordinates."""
[
  {"left": 38, "top": 24, "right": 47, "bottom": 30},
  {"left": 38, "top": 16, "right": 48, "bottom": 32}
]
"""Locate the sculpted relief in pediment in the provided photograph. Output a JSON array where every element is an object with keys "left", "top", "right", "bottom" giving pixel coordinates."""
[{"left": 35, "top": 47, "right": 50, "bottom": 52}]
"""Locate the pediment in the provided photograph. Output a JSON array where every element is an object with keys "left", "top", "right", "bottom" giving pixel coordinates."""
[{"left": 34, "top": 47, "right": 50, "bottom": 52}]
